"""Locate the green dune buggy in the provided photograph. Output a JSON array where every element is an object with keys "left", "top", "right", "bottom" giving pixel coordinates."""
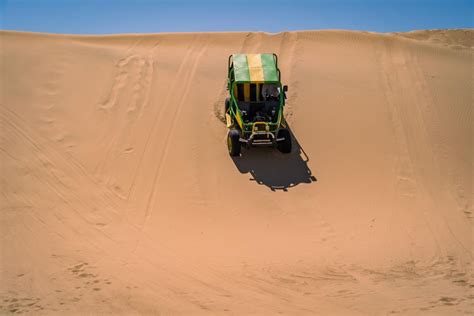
[{"left": 225, "top": 53, "right": 291, "bottom": 156}]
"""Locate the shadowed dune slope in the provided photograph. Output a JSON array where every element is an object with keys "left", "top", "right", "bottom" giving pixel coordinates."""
[{"left": 0, "top": 30, "right": 472, "bottom": 315}]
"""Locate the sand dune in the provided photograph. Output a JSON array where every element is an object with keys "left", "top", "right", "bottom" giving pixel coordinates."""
[{"left": 0, "top": 29, "right": 472, "bottom": 315}]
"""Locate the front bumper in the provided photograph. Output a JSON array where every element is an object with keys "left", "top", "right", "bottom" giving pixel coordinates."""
[{"left": 239, "top": 122, "right": 285, "bottom": 146}]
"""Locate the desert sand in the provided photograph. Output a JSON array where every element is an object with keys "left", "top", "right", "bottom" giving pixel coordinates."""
[{"left": 0, "top": 29, "right": 472, "bottom": 315}]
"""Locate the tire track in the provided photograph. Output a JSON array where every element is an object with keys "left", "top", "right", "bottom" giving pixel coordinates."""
[
  {"left": 374, "top": 39, "right": 443, "bottom": 255},
  {"left": 141, "top": 34, "right": 210, "bottom": 230},
  {"left": 121, "top": 36, "right": 207, "bottom": 268},
  {"left": 126, "top": 35, "right": 201, "bottom": 203},
  {"left": 95, "top": 41, "right": 159, "bottom": 199},
  {"left": 407, "top": 51, "right": 472, "bottom": 220},
  {"left": 400, "top": 48, "right": 471, "bottom": 256},
  {"left": 124, "top": 38, "right": 223, "bottom": 285},
  {"left": 97, "top": 38, "right": 144, "bottom": 110},
  {"left": 376, "top": 39, "right": 419, "bottom": 199},
  {"left": 375, "top": 39, "right": 471, "bottom": 257},
  {"left": 1, "top": 121, "right": 119, "bottom": 253},
  {"left": 0, "top": 107, "right": 168, "bottom": 269},
  {"left": 95, "top": 39, "right": 145, "bottom": 178},
  {"left": 0, "top": 106, "right": 124, "bottom": 217}
]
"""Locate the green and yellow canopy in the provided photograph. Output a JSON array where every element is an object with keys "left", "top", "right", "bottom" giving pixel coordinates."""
[{"left": 232, "top": 53, "right": 279, "bottom": 83}]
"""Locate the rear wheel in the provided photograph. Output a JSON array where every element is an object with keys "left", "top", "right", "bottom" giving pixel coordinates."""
[
  {"left": 277, "top": 129, "right": 292, "bottom": 153},
  {"left": 227, "top": 129, "right": 241, "bottom": 156}
]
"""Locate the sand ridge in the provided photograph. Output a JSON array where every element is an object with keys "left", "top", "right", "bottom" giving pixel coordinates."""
[{"left": 0, "top": 29, "right": 472, "bottom": 315}]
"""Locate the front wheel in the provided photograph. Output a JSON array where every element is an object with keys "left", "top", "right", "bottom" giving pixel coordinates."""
[
  {"left": 227, "top": 129, "right": 241, "bottom": 156},
  {"left": 277, "top": 129, "right": 292, "bottom": 153}
]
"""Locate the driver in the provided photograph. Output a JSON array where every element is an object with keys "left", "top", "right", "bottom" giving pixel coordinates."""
[{"left": 261, "top": 84, "right": 279, "bottom": 101}]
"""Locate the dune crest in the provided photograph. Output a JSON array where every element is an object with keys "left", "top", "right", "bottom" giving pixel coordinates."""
[
  {"left": 1, "top": 29, "right": 472, "bottom": 315},
  {"left": 392, "top": 28, "right": 473, "bottom": 50}
]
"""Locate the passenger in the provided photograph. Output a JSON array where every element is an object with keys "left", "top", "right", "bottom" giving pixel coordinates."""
[{"left": 261, "top": 84, "right": 279, "bottom": 101}]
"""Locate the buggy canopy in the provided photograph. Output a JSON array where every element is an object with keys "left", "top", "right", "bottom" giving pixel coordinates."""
[{"left": 232, "top": 53, "right": 279, "bottom": 83}]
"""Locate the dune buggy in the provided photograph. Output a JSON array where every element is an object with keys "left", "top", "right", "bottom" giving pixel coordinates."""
[{"left": 225, "top": 53, "right": 291, "bottom": 156}]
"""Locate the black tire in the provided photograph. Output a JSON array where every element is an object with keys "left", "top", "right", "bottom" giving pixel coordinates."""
[
  {"left": 227, "top": 129, "right": 241, "bottom": 156},
  {"left": 277, "top": 129, "right": 292, "bottom": 153},
  {"left": 225, "top": 97, "right": 230, "bottom": 113}
]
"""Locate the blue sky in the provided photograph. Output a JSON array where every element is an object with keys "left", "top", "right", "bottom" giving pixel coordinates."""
[{"left": 1, "top": 0, "right": 472, "bottom": 34}]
